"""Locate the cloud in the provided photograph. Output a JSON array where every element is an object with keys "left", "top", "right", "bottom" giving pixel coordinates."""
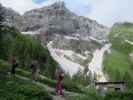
[
  {"left": 1, "top": 0, "right": 38, "bottom": 14},
  {"left": 87, "top": 0, "right": 133, "bottom": 26},
  {"left": 0, "top": 0, "right": 58, "bottom": 15}
]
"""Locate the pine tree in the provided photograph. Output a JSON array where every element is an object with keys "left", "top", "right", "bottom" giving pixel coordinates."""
[
  {"left": 0, "top": 4, "right": 4, "bottom": 23},
  {"left": 0, "top": 4, "right": 6, "bottom": 59},
  {"left": 0, "top": 4, "right": 4, "bottom": 33}
]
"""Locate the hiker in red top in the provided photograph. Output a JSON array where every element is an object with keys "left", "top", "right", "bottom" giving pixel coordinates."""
[
  {"left": 10, "top": 56, "right": 18, "bottom": 75},
  {"left": 56, "top": 72, "right": 64, "bottom": 95}
]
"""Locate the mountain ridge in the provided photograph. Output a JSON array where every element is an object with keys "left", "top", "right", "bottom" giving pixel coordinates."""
[{"left": 1, "top": 2, "right": 109, "bottom": 40}]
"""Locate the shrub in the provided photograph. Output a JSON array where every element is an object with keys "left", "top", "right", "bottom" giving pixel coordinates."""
[
  {"left": 0, "top": 59, "right": 10, "bottom": 72},
  {"left": 16, "top": 84, "right": 52, "bottom": 100}
]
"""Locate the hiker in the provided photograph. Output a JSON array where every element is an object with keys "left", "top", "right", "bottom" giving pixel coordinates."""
[
  {"left": 10, "top": 56, "right": 18, "bottom": 75},
  {"left": 55, "top": 72, "right": 64, "bottom": 95},
  {"left": 31, "top": 60, "right": 40, "bottom": 81}
]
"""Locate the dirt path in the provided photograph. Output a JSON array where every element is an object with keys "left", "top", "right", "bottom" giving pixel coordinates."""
[{"left": 53, "top": 96, "right": 65, "bottom": 100}]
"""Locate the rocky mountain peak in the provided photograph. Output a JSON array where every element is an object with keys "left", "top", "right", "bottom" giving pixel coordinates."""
[
  {"left": 51, "top": 1, "right": 65, "bottom": 9},
  {"left": 1, "top": 2, "right": 109, "bottom": 40}
]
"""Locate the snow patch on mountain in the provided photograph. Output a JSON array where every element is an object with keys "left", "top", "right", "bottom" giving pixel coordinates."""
[
  {"left": 60, "top": 50, "right": 87, "bottom": 60},
  {"left": 88, "top": 36, "right": 107, "bottom": 44},
  {"left": 64, "top": 36, "right": 79, "bottom": 40},
  {"left": 88, "top": 44, "right": 111, "bottom": 82},
  {"left": 22, "top": 31, "right": 39, "bottom": 35},
  {"left": 47, "top": 41, "right": 84, "bottom": 76}
]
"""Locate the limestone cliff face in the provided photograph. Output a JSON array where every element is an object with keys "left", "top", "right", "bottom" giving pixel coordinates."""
[
  {"left": 0, "top": 3, "right": 23, "bottom": 30},
  {"left": 1, "top": 2, "right": 109, "bottom": 41},
  {"left": 22, "top": 2, "right": 109, "bottom": 40}
]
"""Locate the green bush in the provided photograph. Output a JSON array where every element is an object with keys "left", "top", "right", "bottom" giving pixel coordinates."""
[
  {"left": 16, "top": 84, "right": 52, "bottom": 99},
  {"left": 72, "top": 73, "right": 91, "bottom": 86},
  {"left": 62, "top": 75, "right": 83, "bottom": 93},
  {"left": 104, "top": 92, "right": 133, "bottom": 100},
  {"left": 65, "top": 92, "right": 133, "bottom": 100},
  {"left": 0, "top": 59, "right": 10, "bottom": 72},
  {"left": 0, "top": 72, "right": 52, "bottom": 100},
  {"left": 39, "top": 76, "right": 56, "bottom": 88}
]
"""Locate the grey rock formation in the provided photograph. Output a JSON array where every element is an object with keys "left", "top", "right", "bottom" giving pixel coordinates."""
[
  {"left": 1, "top": 2, "right": 109, "bottom": 41},
  {"left": 129, "top": 52, "right": 133, "bottom": 62},
  {"left": 0, "top": 3, "right": 23, "bottom": 30},
  {"left": 22, "top": 2, "right": 109, "bottom": 40}
]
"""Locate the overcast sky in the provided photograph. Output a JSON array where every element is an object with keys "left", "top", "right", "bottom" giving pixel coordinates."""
[{"left": 0, "top": 0, "right": 133, "bottom": 27}]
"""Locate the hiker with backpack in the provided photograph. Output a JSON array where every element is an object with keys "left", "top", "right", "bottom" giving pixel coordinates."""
[
  {"left": 10, "top": 56, "right": 18, "bottom": 75},
  {"left": 55, "top": 72, "right": 64, "bottom": 95},
  {"left": 31, "top": 59, "right": 40, "bottom": 81}
]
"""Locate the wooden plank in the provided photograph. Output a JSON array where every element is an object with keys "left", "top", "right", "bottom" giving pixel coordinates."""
[{"left": 95, "top": 81, "right": 126, "bottom": 85}]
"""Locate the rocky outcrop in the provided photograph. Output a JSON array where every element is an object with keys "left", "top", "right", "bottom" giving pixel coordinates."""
[
  {"left": 0, "top": 3, "right": 23, "bottom": 30},
  {"left": 1, "top": 2, "right": 109, "bottom": 41},
  {"left": 129, "top": 52, "right": 133, "bottom": 62},
  {"left": 22, "top": 2, "right": 109, "bottom": 40}
]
